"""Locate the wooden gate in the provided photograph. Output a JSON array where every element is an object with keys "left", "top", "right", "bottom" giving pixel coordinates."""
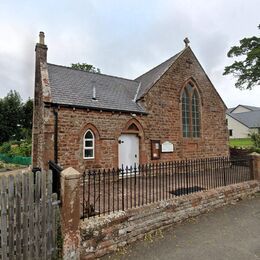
[{"left": 0, "top": 170, "right": 60, "bottom": 259}]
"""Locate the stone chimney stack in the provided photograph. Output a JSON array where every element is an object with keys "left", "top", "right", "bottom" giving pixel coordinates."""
[
  {"left": 32, "top": 32, "right": 49, "bottom": 168},
  {"left": 39, "top": 31, "right": 45, "bottom": 44},
  {"left": 35, "top": 31, "right": 48, "bottom": 63}
]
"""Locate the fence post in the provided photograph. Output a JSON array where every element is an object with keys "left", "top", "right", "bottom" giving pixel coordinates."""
[
  {"left": 61, "top": 167, "right": 81, "bottom": 260},
  {"left": 250, "top": 152, "right": 260, "bottom": 181}
]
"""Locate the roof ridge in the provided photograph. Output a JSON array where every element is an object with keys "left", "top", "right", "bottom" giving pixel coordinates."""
[
  {"left": 228, "top": 104, "right": 260, "bottom": 113},
  {"left": 227, "top": 109, "right": 260, "bottom": 128},
  {"left": 134, "top": 48, "right": 187, "bottom": 99},
  {"left": 242, "top": 104, "right": 260, "bottom": 109},
  {"left": 47, "top": 63, "right": 140, "bottom": 84},
  {"left": 228, "top": 110, "right": 260, "bottom": 115},
  {"left": 226, "top": 113, "right": 251, "bottom": 128},
  {"left": 135, "top": 49, "right": 184, "bottom": 81}
]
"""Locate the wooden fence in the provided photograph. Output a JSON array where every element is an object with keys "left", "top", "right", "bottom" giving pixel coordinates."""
[{"left": 0, "top": 170, "right": 60, "bottom": 259}]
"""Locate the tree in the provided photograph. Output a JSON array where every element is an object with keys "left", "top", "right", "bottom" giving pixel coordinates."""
[
  {"left": 71, "top": 63, "right": 101, "bottom": 73},
  {"left": 0, "top": 90, "right": 23, "bottom": 143},
  {"left": 20, "top": 98, "right": 33, "bottom": 140},
  {"left": 223, "top": 25, "right": 260, "bottom": 90},
  {"left": 0, "top": 91, "right": 33, "bottom": 144}
]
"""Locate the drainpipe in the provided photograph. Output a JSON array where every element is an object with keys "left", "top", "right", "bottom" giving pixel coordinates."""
[{"left": 53, "top": 107, "right": 58, "bottom": 164}]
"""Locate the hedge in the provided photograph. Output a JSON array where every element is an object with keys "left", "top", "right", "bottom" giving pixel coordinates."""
[{"left": 0, "top": 153, "right": 31, "bottom": 166}]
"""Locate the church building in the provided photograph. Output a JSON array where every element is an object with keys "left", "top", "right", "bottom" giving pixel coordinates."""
[{"left": 32, "top": 32, "right": 229, "bottom": 172}]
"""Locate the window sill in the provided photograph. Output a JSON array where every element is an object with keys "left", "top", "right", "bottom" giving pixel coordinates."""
[
  {"left": 182, "top": 137, "right": 201, "bottom": 143},
  {"left": 83, "top": 157, "right": 95, "bottom": 160}
]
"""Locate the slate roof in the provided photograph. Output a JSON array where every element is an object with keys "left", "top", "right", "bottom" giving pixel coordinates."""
[
  {"left": 46, "top": 48, "right": 186, "bottom": 113},
  {"left": 242, "top": 105, "right": 260, "bottom": 111},
  {"left": 228, "top": 104, "right": 260, "bottom": 113},
  {"left": 135, "top": 50, "right": 184, "bottom": 99},
  {"left": 47, "top": 63, "right": 146, "bottom": 114},
  {"left": 226, "top": 110, "right": 260, "bottom": 128},
  {"left": 226, "top": 108, "right": 234, "bottom": 113},
  {"left": 46, "top": 49, "right": 185, "bottom": 113}
]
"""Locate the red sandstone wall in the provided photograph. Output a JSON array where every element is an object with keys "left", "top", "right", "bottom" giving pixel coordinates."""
[
  {"left": 139, "top": 47, "right": 229, "bottom": 162},
  {"left": 80, "top": 181, "right": 260, "bottom": 259}
]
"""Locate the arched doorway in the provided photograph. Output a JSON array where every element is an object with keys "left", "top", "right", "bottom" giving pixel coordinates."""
[
  {"left": 118, "top": 119, "right": 144, "bottom": 169},
  {"left": 118, "top": 134, "right": 139, "bottom": 168}
]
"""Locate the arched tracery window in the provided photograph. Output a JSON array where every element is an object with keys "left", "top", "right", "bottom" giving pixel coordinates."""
[
  {"left": 181, "top": 83, "right": 201, "bottom": 138},
  {"left": 182, "top": 88, "right": 190, "bottom": 137},
  {"left": 83, "top": 130, "right": 95, "bottom": 159},
  {"left": 192, "top": 89, "right": 200, "bottom": 137}
]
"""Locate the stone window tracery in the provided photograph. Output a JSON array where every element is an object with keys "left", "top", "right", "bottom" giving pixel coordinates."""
[{"left": 181, "top": 83, "right": 201, "bottom": 138}]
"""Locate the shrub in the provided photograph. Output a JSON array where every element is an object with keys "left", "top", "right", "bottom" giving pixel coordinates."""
[
  {"left": 11, "top": 141, "right": 32, "bottom": 157},
  {"left": 250, "top": 133, "right": 260, "bottom": 148},
  {"left": 0, "top": 142, "right": 11, "bottom": 155},
  {"left": 0, "top": 161, "right": 4, "bottom": 169},
  {"left": 0, "top": 140, "right": 32, "bottom": 157}
]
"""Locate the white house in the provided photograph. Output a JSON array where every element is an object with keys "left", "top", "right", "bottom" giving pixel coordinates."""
[{"left": 226, "top": 105, "right": 260, "bottom": 139}]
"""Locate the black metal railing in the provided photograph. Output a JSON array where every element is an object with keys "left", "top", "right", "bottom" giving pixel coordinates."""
[
  {"left": 81, "top": 156, "right": 252, "bottom": 219},
  {"left": 49, "top": 160, "right": 63, "bottom": 199}
]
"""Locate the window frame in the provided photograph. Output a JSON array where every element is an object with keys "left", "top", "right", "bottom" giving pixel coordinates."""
[
  {"left": 181, "top": 82, "right": 201, "bottom": 139},
  {"left": 191, "top": 89, "right": 200, "bottom": 138},
  {"left": 182, "top": 88, "right": 190, "bottom": 138},
  {"left": 83, "top": 129, "right": 95, "bottom": 159}
]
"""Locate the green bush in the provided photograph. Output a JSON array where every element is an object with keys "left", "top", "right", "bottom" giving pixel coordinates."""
[
  {"left": 11, "top": 141, "right": 32, "bottom": 157},
  {"left": 251, "top": 147, "right": 260, "bottom": 153},
  {"left": 0, "top": 140, "right": 32, "bottom": 157},
  {"left": 0, "top": 142, "right": 12, "bottom": 155},
  {"left": 0, "top": 161, "right": 4, "bottom": 169},
  {"left": 250, "top": 133, "right": 260, "bottom": 148}
]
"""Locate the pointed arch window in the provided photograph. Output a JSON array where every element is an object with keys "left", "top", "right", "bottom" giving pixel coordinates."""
[
  {"left": 182, "top": 89, "right": 190, "bottom": 137},
  {"left": 83, "top": 130, "right": 95, "bottom": 159},
  {"left": 181, "top": 83, "right": 201, "bottom": 138},
  {"left": 192, "top": 89, "right": 200, "bottom": 137}
]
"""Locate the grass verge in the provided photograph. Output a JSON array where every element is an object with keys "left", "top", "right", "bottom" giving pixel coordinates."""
[{"left": 229, "top": 138, "right": 253, "bottom": 148}]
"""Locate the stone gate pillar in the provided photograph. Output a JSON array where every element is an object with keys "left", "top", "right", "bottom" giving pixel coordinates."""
[
  {"left": 250, "top": 152, "right": 260, "bottom": 181},
  {"left": 61, "top": 167, "right": 81, "bottom": 260}
]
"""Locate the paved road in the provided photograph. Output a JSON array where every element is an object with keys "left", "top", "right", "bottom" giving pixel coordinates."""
[{"left": 104, "top": 194, "right": 260, "bottom": 260}]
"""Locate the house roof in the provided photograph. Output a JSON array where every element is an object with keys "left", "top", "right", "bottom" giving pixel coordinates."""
[
  {"left": 226, "top": 107, "right": 234, "bottom": 113},
  {"left": 47, "top": 63, "right": 146, "bottom": 114},
  {"left": 46, "top": 49, "right": 185, "bottom": 113},
  {"left": 227, "top": 110, "right": 260, "bottom": 128},
  {"left": 46, "top": 46, "right": 221, "bottom": 114},
  {"left": 242, "top": 105, "right": 260, "bottom": 111},
  {"left": 228, "top": 104, "right": 260, "bottom": 113},
  {"left": 135, "top": 50, "right": 184, "bottom": 99}
]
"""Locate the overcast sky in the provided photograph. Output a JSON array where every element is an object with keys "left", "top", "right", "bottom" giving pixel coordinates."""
[{"left": 0, "top": 0, "right": 259, "bottom": 108}]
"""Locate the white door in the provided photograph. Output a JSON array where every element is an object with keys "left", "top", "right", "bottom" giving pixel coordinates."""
[{"left": 118, "top": 134, "right": 139, "bottom": 169}]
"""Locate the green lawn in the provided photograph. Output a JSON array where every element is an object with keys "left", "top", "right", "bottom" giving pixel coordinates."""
[{"left": 229, "top": 138, "right": 253, "bottom": 148}]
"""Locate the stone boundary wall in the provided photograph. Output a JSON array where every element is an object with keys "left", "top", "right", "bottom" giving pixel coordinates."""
[{"left": 80, "top": 180, "right": 260, "bottom": 259}]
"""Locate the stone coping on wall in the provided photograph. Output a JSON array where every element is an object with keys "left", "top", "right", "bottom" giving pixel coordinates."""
[{"left": 80, "top": 180, "right": 260, "bottom": 259}]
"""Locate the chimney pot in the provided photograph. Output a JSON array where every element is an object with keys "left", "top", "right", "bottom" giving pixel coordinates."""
[{"left": 39, "top": 31, "right": 45, "bottom": 45}]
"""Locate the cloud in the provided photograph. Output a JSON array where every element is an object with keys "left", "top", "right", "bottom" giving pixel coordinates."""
[
  {"left": 0, "top": 0, "right": 259, "bottom": 107},
  {"left": 0, "top": 23, "right": 35, "bottom": 100}
]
